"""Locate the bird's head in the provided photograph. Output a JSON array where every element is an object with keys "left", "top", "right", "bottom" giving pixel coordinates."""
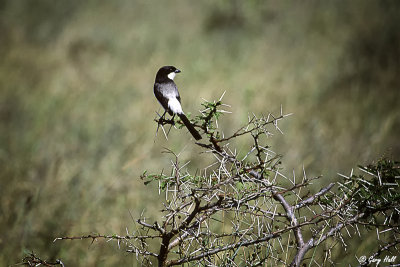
[{"left": 156, "top": 66, "right": 181, "bottom": 81}]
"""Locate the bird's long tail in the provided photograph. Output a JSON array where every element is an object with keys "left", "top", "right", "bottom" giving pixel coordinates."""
[{"left": 178, "top": 114, "right": 202, "bottom": 140}]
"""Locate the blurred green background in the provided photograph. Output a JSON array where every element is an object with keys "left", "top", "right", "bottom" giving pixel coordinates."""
[{"left": 1, "top": 1, "right": 399, "bottom": 266}]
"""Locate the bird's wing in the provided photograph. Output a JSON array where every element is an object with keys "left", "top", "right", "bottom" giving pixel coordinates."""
[{"left": 154, "top": 82, "right": 170, "bottom": 111}]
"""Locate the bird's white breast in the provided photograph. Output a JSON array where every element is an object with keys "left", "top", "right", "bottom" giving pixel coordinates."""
[{"left": 168, "top": 98, "right": 183, "bottom": 114}]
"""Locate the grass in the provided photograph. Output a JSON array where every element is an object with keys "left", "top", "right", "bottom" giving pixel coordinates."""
[{"left": 1, "top": 1, "right": 399, "bottom": 265}]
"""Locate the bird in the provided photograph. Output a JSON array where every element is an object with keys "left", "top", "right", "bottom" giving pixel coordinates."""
[{"left": 153, "top": 66, "right": 202, "bottom": 140}]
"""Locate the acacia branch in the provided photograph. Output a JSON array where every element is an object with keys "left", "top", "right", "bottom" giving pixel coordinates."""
[
  {"left": 290, "top": 213, "right": 365, "bottom": 267},
  {"left": 294, "top": 183, "right": 335, "bottom": 210},
  {"left": 166, "top": 233, "right": 278, "bottom": 266},
  {"left": 22, "top": 252, "right": 64, "bottom": 267},
  {"left": 51, "top": 99, "right": 399, "bottom": 266}
]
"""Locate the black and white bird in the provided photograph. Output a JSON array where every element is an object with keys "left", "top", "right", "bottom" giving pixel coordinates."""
[{"left": 153, "top": 66, "right": 202, "bottom": 140}]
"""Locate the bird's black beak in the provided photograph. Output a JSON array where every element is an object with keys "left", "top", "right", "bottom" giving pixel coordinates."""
[{"left": 175, "top": 69, "right": 181, "bottom": 73}]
